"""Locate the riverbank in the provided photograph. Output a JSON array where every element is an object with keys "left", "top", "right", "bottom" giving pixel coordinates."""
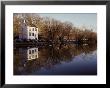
[{"left": 14, "top": 40, "right": 96, "bottom": 48}]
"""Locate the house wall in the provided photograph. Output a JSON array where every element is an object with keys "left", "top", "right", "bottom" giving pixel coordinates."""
[
  {"left": 19, "top": 22, "right": 28, "bottom": 40},
  {"left": 27, "top": 26, "right": 38, "bottom": 40}
]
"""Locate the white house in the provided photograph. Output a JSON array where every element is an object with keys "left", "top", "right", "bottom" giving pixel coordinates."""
[{"left": 19, "top": 19, "right": 38, "bottom": 40}]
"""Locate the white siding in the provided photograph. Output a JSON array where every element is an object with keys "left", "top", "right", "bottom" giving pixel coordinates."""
[
  {"left": 19, "top": 21, "right": 38, "bottom": 40},
  {"left": 27, "top": 26, "right": 38, "bottom": 40}
]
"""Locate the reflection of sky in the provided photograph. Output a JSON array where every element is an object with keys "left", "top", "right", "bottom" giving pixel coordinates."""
[
  {"left": 32, "top": 50, "right": 97, "bottom": 75},
  {"left": 39, "top": 13, "right": 97, "bottom": 32}
]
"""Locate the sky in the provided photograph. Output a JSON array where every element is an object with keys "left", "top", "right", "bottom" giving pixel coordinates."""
[{"left": 39, "top": 13, "right": 97, "bottom": 32}]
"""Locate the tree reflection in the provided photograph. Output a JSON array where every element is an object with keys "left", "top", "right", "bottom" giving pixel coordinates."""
[{"left": 14, "top": 43, "right": 97, "bottom": 75}]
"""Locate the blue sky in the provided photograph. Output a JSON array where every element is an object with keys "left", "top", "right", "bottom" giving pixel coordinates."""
[{"left": 39, "top": 13, "right": 97, "bottom": 32}]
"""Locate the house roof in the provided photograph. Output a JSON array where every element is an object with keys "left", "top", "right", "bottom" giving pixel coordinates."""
[{"left": 28, "top": 24, "right": 38, "bottom": 28}]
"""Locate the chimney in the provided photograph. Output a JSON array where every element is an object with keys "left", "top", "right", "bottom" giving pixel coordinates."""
[{"left": 23, "top": 19, "right": 26, "bottom": 23}]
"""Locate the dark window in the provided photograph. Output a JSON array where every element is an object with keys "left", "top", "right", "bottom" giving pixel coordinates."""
[
  {"left": 35, "top": 28, "right": 37, "bottom": 31},
  {"left": 35, "top": 49, "right": 36, "bottom": 52},
  {"left": 29, "top": 56, "right": 31, "bottom": 59},
  {"left": 29, "top": 50, "right": 31, "bottom": 54},
  {"left": 32, "top": 50, "right": 34, "bottom": 54},
  {"left": 29, "top": 32, "right": 31, "bottom": 36},
  {"left": 32, "top": 55, "right": 34, "bottom": 58},
  {"left": 33, "top": 28, "right": 34, "bottom": 31},
  {"left": 32, "top": 33, "right": 34, "bottom": 36}
]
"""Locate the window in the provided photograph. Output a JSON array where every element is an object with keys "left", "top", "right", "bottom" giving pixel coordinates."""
[
  {"left": 32, "top": 50, "right": 34, "bottom": 54},
  {"left": 32, "top": 33, "right": 34, "bottom": 36},
  {"left": 33, "top": 28, "right": 34, "bottom": 31},
  {"left": 35, "top": 49, "right": 36, "bottom": 52},
  {"left": 29, "top": 32, "right": 31, "bottom": 36},
  {"left": 32, "top": 55, "right": 34, "bottom": 58},
  {"left": 36, "top": 55, "right": 37, "bottom": 58},
  {"left": 29, "top": 50, "right": 31, "bottom": 54},
  {"left": 29, "top": 28, "right": 31, "bottom": 31},
  {"left": 29, "top": 56, "right": 31, "bottom": 59},
  {"left": 35, "top": 28, "right": 37, "bottom": 31}
]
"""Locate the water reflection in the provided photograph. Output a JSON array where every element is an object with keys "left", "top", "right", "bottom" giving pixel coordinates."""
[
  {"left": 14, "top": 44, "right": 97, "bottom": 75},
  {"left": 19, "top": 47, "right": 39, "bottom": 61}
]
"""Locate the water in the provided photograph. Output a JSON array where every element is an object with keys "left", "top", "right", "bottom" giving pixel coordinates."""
[{"left": 14, "top": 44, "right": 97, "bottom": 75}]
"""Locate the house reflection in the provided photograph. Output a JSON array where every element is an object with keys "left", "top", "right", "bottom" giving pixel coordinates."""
[
  {"left": 19, "top": 47, "right": 38, "bottom": 61},
  {"left": 27, "top": 48, "right": 38, "bottom": 60}
]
